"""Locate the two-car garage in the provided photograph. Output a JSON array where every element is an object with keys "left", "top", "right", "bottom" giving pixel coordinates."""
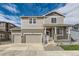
[
  {"left": 11, "top": 28, "right": 43, "bottom": 44},
  {"left": 12, "top": 32, "right": 43, "bottom": 44}
]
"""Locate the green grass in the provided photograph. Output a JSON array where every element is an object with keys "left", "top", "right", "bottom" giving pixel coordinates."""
[{"left": 60, "top": 45, "right": 79, "bottom": 50}]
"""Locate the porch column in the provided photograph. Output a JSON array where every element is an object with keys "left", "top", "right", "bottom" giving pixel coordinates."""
[
  {"left": 54, "top": 27, "right": 57, "bottom": 40},
  {"left": 44, "top": 27, "right": 46, "bottom": 35},
  {"left": 52, "top": 28, "right": 54, "bottom": 39},
  {"left": 68, "top": 27, "right": 71, "bottom": 41},
  {"left": 44, "top": 27, "right": 47, "bottom": 44},
  {"left": 62, "top": 27, "right": 63, "bottom": 36}
]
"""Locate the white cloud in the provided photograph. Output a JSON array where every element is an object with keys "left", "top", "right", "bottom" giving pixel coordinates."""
[
  {"left": 2, "top": 4, "right": 20, "bottom": 13},
  {"left": 57, "top": 3, "right": 79, "bottom": 15},
  {"left": 0, "top": 4, "right": 20, "bottom": 27},
  {"left": 0, "top": 14, "right": 20, "bottom": 27},
  {"left": 56, "top": 3, "right": 79, "bottom": 25}
]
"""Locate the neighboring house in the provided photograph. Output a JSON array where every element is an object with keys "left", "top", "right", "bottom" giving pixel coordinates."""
[
  {"left": 11, "top": 12, "right": 72, "bottom": 44},
  {"left": 72, "top": 24, "right": 79, "bottom": 31},
  {"left": 70, "top": 24, "right": 79, "bottom": 42},
  {"left": 0, "top": 22, "right": 15, "bottom": 41}
]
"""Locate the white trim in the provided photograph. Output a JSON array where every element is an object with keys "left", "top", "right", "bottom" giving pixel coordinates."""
[
  {"left": 12, "top": 33, "right": 21, "bottom": 35},
  {"left": 23, "top": 33, "right": 42, "bottom": 35}
]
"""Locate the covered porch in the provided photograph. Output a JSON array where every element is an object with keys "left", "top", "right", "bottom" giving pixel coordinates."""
[{"left": 43, "top": 24, "right": 72, "bottom": 44}]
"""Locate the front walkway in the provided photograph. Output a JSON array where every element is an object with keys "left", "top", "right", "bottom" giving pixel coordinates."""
[
  {"left": 44, "top": 45, "right": 64, "bottom": 51},
  {"left": 44, "top": 41, "right": 64, "bottom": 51}
]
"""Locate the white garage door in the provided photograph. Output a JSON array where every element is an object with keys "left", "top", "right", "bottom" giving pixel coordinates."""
[
  {"left": 25, "top": 34, "right": 42, "bottom": 43},
  {"left": 13, "top": 34, "right": 21, "bottom": 43}
]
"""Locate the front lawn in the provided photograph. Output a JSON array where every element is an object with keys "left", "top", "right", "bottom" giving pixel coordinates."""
[{"left": 60, "top": 45, "right": 79, "bottom": 50}]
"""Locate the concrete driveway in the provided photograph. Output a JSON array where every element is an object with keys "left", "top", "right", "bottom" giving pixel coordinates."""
[{"left": 0, "top": 43, "right": 79, "bottom": 56}]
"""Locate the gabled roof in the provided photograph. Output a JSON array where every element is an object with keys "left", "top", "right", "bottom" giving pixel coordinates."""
[
  {"left": 21, "top": 10, "right": 65, "bottom": 18},
  {"left": 43, "top": 11, "right": 65, "bottom": 17}
]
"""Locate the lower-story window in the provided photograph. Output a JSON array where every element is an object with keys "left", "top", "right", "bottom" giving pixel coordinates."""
[{"left": 57, "top": 28, "right": 62, "bottom": 34}]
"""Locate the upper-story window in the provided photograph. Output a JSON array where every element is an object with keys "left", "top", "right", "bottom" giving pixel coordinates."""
[
  {"left": 29, "top": 18, "right": 36, "bottom": 24},
  {"left": 33, "top": 18, "right": 36, "bottom": 24},
  {"left": 51, "top": 18, "right": 56, "bottom": 23},
  {"left": 29, "top": 18, "right": 32, "bottom": 24}
]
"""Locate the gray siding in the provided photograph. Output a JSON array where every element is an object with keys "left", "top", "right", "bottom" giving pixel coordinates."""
[
  {"left": 21, "top": 17, "right": 44, "bottom": 29},
  {"left": 44, "top": 16, "right": 64, "bottom": 24},
  {"left": 21, "top": 13, "right": 64, "bottom": 30},
  {"left": 22, "top": 29, "right": 43, "bottom": 33}
]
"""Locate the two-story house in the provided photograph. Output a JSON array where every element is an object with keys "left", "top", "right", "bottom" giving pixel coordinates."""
[{"left": 11, "top": 12, "right": 72, "bottom": 44}]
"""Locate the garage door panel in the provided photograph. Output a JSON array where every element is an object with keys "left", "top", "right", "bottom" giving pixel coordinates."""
[
  {"left": 25, "top": 34, "right": 42, "bottom": 43},
  {"left": 13, "top": 34, "right": 21, "bottom": 43}
]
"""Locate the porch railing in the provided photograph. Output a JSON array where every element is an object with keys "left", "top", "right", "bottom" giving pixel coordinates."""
[{"left": 56, "top": 34, "right": 68, "bottom": 40}]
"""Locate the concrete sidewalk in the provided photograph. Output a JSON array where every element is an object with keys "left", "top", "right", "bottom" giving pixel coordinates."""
[{"left": 0, "top": 50, "right": 79, "bottom": 56}]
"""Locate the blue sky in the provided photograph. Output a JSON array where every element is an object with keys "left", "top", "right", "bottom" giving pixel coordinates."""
[
  {"left": 0, "top": 3, "right": 66, "bottom": 16},
  {"left": 0, "top": 3, "right": 79, "bottom": 27},
  {"left": 0, "top": 3, "right": 66, "bottom": 27}
]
